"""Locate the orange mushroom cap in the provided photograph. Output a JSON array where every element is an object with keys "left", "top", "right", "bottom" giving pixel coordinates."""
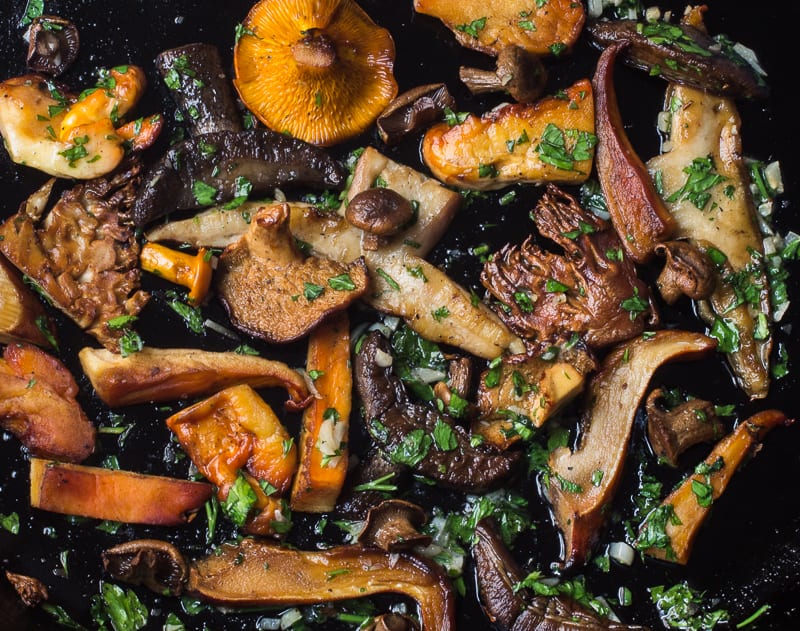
[{"left": 234, "top": 0, "right": 398, "bottom": 147}]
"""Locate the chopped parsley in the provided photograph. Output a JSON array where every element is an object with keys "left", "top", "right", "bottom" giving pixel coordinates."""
[
  {"left": 537, "top": 123, "right": 597, "bottom": 171},
  {"left": 665, "top": 156, "right": 727, "bottom": 210},
  {"left": 454, "top": 17, "right": 487, "bottom": 38}
]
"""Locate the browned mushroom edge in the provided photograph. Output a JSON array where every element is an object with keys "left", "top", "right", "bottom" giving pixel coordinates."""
[{"left": 4, "top": 571, "right": 49, "bottom": 608}]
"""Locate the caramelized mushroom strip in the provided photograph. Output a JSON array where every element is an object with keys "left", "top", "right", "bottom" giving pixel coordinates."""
[
  {"left": 647, "top": 83, "right": 771, "bottom": 399},
  {"left": 638, "top": 409, "right": 792, "bottom": 564},
  {"left": 421, "top": 79, "right": 594, "bottom": 191},
  {"left": 413, "top": 0, "right": 584, "bottom": 57},
  {"left": 548, "top": 331, "right": 717, "bottom": 568},
  {"left": 0, "top": 253, "right": 55, "bottom": 347},
  {"left": 78, "top": 346, "right": 310, "bottom": 409},
  {"left": 186, "top": 539, "right": 456, "bottom": 631},
  {"left": 593, "top": 41, "right": 675, "bottom": 263}
]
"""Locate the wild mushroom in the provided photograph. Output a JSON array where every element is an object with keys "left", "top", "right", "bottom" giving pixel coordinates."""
[
  {"left": 654, "top": 240, "right": 716, "bottom": 305},
  {"left": 4, "top": 571, "right": 48, "bottom": 608},
  {"left": 233, "top": 0, "right": 398, "bottom": 146},
  {"left": 215, "top": 203, "right": 369, "bottom": 343},
  {"left": 645, "top": 388, "right": 724, "bottom": 467},
  {"left": 459, "top": 45, "right": 547, "bottom": 103},
  {"left": 413, "top": 0, "right": 584, "bottom": 57},
  {"left": 376, "top": 83, "right": 455, "bottom": 145},
  {"left": 0, "top": 253, "right": 55, "bottom": 348},
  {"left": 363, "top": 615, "right": 420, "bottom": 631},
  {"left": 25, "top": 15, "right": 79, "bottom": 76},
  {"left": 102, "top": 540, "right": 188, "bottom": 596},
  {"left": 186, "top": 538, "right": 456, "bottom": 630},
  {"left": 421, "top": 79, "right": 594, "bottom": 191},
  {"left": 346, "top": 188, "right": 415, "bottom": 249},
  {"left": 358, "top": 500, "right": 432, "bottom": 552}
]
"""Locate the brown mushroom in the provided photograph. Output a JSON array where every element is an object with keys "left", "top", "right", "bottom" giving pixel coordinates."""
[
  {"left": 654, "top": 240, "right": 717, "bottom": 305},
  {"left": 102, "top": 539, "right": 188, "bottom": 596},
  {"left": 358, "top": 500, "right": 432, "bottom": 552},
  {"left": 345, "top": 188, "right": 415, "bottom": 249},
  {"left": 376, "top": 83, "right": 455, "bottom": 145},
  {"left": 459, "top": 45, "right": 547, "bottom": 103},
  {"left": 25, "top": 16, "right": 79, "bottom": 76},
  {"left": 4, "top": 571, "right": 48, "bottom": 608},
  {"left": 645, "top": 388, "right": 724, "bottom": 467},
  {"left": 363, "top": 614, "right": 420, "bottom": 631},
  {"left": 216, "top": 203, "right": 369, "bottom": 343}
]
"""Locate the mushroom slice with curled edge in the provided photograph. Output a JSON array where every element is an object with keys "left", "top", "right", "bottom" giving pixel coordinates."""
[
  {"left": 654, "top": 240, "right": 716, "bottom": 305},
  {"left": 593, "top": 41, "right": 675, "bottom": 264},
  {"left": 215, "top": 203, "right": 369, "bottom": 343},
  {"left": 355, "top": 330, "right": 521, "bottom": 493},
  {"left": 472, "top": 518, "right": 649, "bottom": 630},
  {"left": 422, "top": 79, "right": 594, "bottom": 191},
  {"left": 131, "top": 129, "right": 347, "bottom": 226},
  {"left": 481, "top": 185, "right": 657, "bottom": 354},
  {"left": 414, "top": 0, "right": 584, "bottom": 57},
  {"left": 547, "top": 330, "right": 717, "bottom": 568},
  {"left": 647, "top": 82, "right": 771, "bottom": 399},
  {"left": 460, "top": 45, "right": 547, "bottom": 104},
  {"left": 357, "top": 500, "right": 432, "bottom": 552},
  {"left": 586, "top": 15, "right": 769, "bottom": 100},
  {"left": 186, "top": 538, "right": 456, "bottom": 630},
  {"left": 5, "top": 571, "right": 48, "bottom": 608},
  {"left": 25, "top": 15, "right": 79, "bottom": 76},
  {"left": 377, "top": 83, "right": 455, "bottom": 146},
  {"left": 0, "top": 253, "right": 56, "bottom": 347},
  {"left": 645, "top": 388, "right": 724, "bottom": 468},
  {"left": 102, "top": 540, "right": 188, "bottom": 596}
]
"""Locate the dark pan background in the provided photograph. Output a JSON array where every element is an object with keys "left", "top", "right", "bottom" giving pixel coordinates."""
[{"left": 1, "top": 1, "right": 799, "bottom": 629}]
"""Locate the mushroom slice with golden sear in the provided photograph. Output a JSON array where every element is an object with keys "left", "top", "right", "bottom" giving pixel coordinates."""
[
  {"left": 0, "top": 253, "right": 55, "bottom": 348},
  {"left": 0, "top": 165, "right": 149, "bottom": 353},
  {"left": 421, "top": 79, "right": 594, "bottom": 191},
  {"left": 216, "top": 203, "right": 369, "bottom": 344},
  {"left": 234, "top": 0, "right": 397, "bottom": 146},
  {"left": 414, "top": 0, "right": 584, "bottom": 57}
]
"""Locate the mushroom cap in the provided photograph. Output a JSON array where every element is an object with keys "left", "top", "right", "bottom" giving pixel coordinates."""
[{"left": 234, "top": 0, "right": 398, "bottom": 146}]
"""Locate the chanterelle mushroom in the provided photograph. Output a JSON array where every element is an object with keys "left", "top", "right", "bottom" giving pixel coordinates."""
[
  {"left": 216, "top": 202, "right": 369, "bottom": 343},
  {"left": 234, "top": 0, "right": 398, "bottom": 146}
]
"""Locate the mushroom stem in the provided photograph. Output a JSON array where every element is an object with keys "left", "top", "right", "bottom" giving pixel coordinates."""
[{"left": 292, "top": 30, "right": 337, "bottom": 68}]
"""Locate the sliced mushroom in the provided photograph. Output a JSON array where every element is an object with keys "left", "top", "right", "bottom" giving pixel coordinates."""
[
  {"left": 4, "top": 571, "right": 48, "bottom": 608},
  {"left": 460, "top": 45, "right": 547, "bottom": 103},
  {"left": 358, "top": 500, "right": 432, "bottom": 552},
  {"left": 25, "top": 15, "right": 79, "bottom": 76},
  {"left": 363, "top": 614, "right": 420, "bottom": 631},
  {"left": 645, "top": 388, "right": 724, "bottom": 467},
  {"left": 102, "top": 540, "right": 188, "bottom": 596},
  {"left": 355, "top": 330, "right": 521, "bottom": 492},
  {"left": 654, "top": 240, "right": 716, "bottom": 305},
  {"left": 0, "top": 253, "right": 56, "bottom": 348},
  {"left": 215, "top": 203, "right": 369, "bottom": 343},
  {"left": 376, "top": 83, "right": 455, "bottom": 145}
]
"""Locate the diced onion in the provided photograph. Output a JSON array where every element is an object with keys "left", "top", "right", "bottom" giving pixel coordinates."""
[
  {"left": 279, "top": 608, "right": 303, "bottom": 629},
  {"left": 765, "top": 161, "right": 784, "bottom": 195},
  {"left": 256, "top": 617, "right": 281, "bottom": 631},
  {"left": 374, "top": 347, "right": 394, "bottom": 367},
  {"left": 656, "top": 111, "right": 672, "bottom": 134},
  {"left": 733, "top": 42, "right": 768, "bottom": 76},
  {"left": 587, "top": 0, "right": 603, "bottom": 17},
  {"left": 644, "top": 7, "right": 661, "bottom": 22},
  {"left": 203, "top": 318, "right": 240, "bottom": 340},
  {"left": 608, "top": 540, "right": 635, "bottom": 566},
  {"left": 411, "top": 366, "right": 447, "bottom": 383}
]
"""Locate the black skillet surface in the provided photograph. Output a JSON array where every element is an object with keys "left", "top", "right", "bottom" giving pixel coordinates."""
[{"left": 1, "top": 1, "right": 800, "bottom": 629}]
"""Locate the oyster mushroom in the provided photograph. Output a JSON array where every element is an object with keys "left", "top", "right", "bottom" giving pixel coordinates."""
[
  {"left": 233, "top": 0, "right": 398, "bottom": 146},
  {"left": 102, "top": 540, "right": 188, "bottom": 596},
  {"left": 358, "top": 500, "right": 432, "bottom": 552},
  {"left": 645, "top": 388, "right": 724, "bottom": 467},
  {"left": 459, "top": 45, "right": 547, "bottom": 103},
  {"left": 215, "top": 203, "right": 369, "bottom": 343},
  {"left": 376, "top": 83, "right": 455, "bottom": 145},
  {"left": 25, "top": 15, "right": 79, "bottom": 76},
  {"left": 654, "top": 240, "right": 716, "bottom": 305}
]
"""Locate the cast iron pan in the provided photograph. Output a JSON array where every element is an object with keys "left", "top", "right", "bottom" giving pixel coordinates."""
[{"left": 1, "top": 1, "right": 799, "bottom": 629}]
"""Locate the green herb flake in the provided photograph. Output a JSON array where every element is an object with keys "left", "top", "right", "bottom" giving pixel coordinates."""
[
  {"left": 191, "top": 180, "right": 218, "bottom": 206},
  {"left": 454, "top": 17, "right": 487, "bottom": 38},
  {"left": 432, "top": 420, "right": 458, "bottom": 452},
  {"left": 220, "top": 473, "right": 257, "bottom": 526},
  {"left": 303, "top": 281, "right": 325, "bottom": 301},
  {"left": 328, "top": 273, "right": 356, "bottom": 291}
]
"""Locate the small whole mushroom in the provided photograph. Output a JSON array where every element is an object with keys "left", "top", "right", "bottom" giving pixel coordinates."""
[
  {"left": 459, "top": 45, "right": 547, "bottom": 103},
  {"left": 24, "top": 16, "right": 80, "bottom": 76},
  {"left": 345, "top": 188, "right": 415, "bottom": 249}
]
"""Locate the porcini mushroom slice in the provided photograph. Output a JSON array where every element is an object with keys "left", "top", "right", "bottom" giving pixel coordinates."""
[
  {"left": 78, "top": 346, "right": 309, "bottom": 409},
  {"left": 131, "top": 129, "right": 347, "bottom": 226},
  {"left": 0, "top": 254, "right": 55, "bottom": 347},
  {"left": 645, "top": 388, "right": 724, "bottom": 467},
  {"left": 25, "top": 15, "right": 79, "bottom": 76},
  {"left": 376, "top": 83, "right": 455, "bottom": 146},
  {"left": 102, "top": 540, "right": 188, "bottom": 596},
  {"left": 355, "top": 331, "right": 521, "bottom": 493},
  {"left": 421, "top": 79, "right": 594, "bottom": 191},
  {"left": 358, "top": 500, "right": 431, "bottom": 552},
  {"left": 593, "top": 41, "right": 675, "bottom": 264},
  {"left": 647, "top": 83, "right": 771, "bottom": 400},
  {"left": 548, "top": 330, "right": 717, "bottom": 568},
  {"left": 459, "top": 45, "right": 547, "bottom": 103},
  {"left": 234, "top": 0, "right": 398, "bottom": 146},
  {"left": 654, "top": 240, "right": 716, "bottom": 305},
  {"left": 586, "top": 17, "right": 769, "bottom": 100},
  {"left": 186, "top": 539, "right": 456, "bottom": 631},
  {"left": 215, "top": 203, "right": 369, "bottom": 343},
  {"left": 638, "top": 409, "right": 791, "bottom": 564},
  {"left": 414, "top": 0, "right": 584, "bottom": 57}
]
